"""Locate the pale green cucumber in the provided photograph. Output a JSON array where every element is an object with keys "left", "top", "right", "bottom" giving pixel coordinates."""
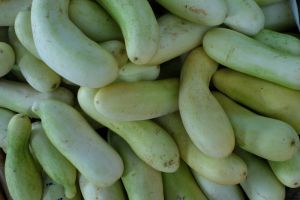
[
  {"left": 192, "top": 171, "right": 245, "bottom": 200},
  {"left": 32, "top": 99, "right": 124, "bottom": 187},
  {"left": 14, "top": 9, "right": 40, "bottom": 58},
  {"left": 212, "top": 69, "right": 300, "bottom": 133},
  {"left": 0, "top": 27, "right": 8, "bottom": 42},
  {"left": 0, "top": 79, "right": 74, "bottom": 118},
  {"left": 0, "top": 42, "right": 15, "bottom": 77},
  {"left": 98, "top": 0, "right": 159, "bottom": 64},
  {"left": 224, "top": 0, "right": 264, "bottom": 35},
  {"left": 74, "top": 104, "right": 103, "bottom": 130},
  {"left": 118, "top": 62, "right": 160, "bottom": 82},
  {"left": 100, "top": 40, "right": 128, "bottom": 68},
  {"left": 109, "top": 132, "right": 164, "bottom": 200},
  {"left": 155, "top": 112, "right": 247, "bottom": 185},
  {"left": 254, "top": 29, "right": 300, "bottom": 56},
  {"left": 30, "top": 122, "right": 77, "bottom": 198},
  {"left": 5, "top": 114, "right": 42, "bottom": 200},
  {"left": 69, "top": 0, "right": 122, "bottom": 42},
  {"left": 236, "top": 148, "right": 285, "bottom": 200},
  {"left": 255, "top": 0, "right": 284, "bottom": 6},
  {"left": 8, "top": 26, "right": 28, "bottom": 64},
  {"left": 147, "top": 14, "right": 210, "bottom": 65},
  {"left": 31, "top": 0, "right": 119, "bottom": 87},
  {"left": 0, "top": 0, "right": 32, "bottom": 26},
  {"left": 213, "top": 92, "right": 299, "bottom": 161},
  {"left": 94, "top": 78, "right": 179, "bottom": 121},
  {"left": 77, "top": 87, "right": 180, "bottom": 173},
  {"left": 179, "top": 47, "right": 234, "bottom": 158},
  {"left": 79, "top": 173, "right": 126, "bottom": 200},
  {"left": 0, "top": 108, "right": 14, "bottom": 153},
  {"left": 269, "top": 149, "right": 300, "bottom": 188},
  {"left": 203, "top": 28, "right": 300, "bottom": 90},
  {"left": 163, "top": 160, "right": 207, "bottom": 200}
]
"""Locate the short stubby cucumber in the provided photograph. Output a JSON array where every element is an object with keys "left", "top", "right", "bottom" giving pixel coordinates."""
[
  {"left": 224, "top": 0, "right": 264, "bottom": 35},
  {"left": 155, "top": 112, "right": 247, "bottom": 185},
  {"left": 0, "top": 108, "right": 14, "bottom": 153},
  {"left": 0, "top": 42, "right": 15, "bottom": 77},
  {"left": 69, "top": 0, "right": 122, "bottom": 42},
  {"left": 147, "top": 14, "right": 210, "bottom": 65},
  {"left": 236, "top": 148, "right": 285, "bottom": 200},
  {"left": 109, "top": 132, "right": 164, "bottom": 200},
  {"left": 179, "top": 47, "right": 235, "bottom": 158},
  {"left": 100, "top": 40, "right": 128, "bottom": 68},
  {"left": 156, "top": 0, "right": 227, "bottom": 26},
  {"left": 31, "top": 0, "right": 119, "bottom": 87},
  {"left": 94, "top": 79, "right": 179, "bottom": 121},
  {"left": 98, "top": 0, "right": 159, "bottom": 64},
  {"left": 213, "top": 92, "right": 299, "bottom": 161},
  {"left": 30, "top": 122, "right": 77, "bottom": 198},
  {"left": 269, "top": 149, "right": 300, "bottom": 188},
  {"left": 203, "top": 28, "right": 300, "bottom": 90},
  {"left": 212, "top": 69, "right": 300, "bottom": 133},
  {"left": 254, "top": 0, "right": 284, "bottom": 6},
  {"left": 78, "top": 87, "right": 180, "bottom": 173},
  {"left": 32, "top": 99, "right": 124, "bottom": 187},
  {"left": 0, "top": 79, "right": 74, "bottom": 118},
  {"left": 163, "top": 160, "right": 207, "bottom": 200},
  {"left": 5, "top": 114, "right": 42, "bottom": 200},
  {"left": 192, "top": 171, "right": 245, "bottom": 200}
]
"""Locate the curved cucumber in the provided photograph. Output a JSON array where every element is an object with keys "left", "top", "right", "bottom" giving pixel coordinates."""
[
  {"left": 5, "top": 114, "right": 42, "bottom": 200},
  {"left": 155, "top": 112, "right": 247, "bottom": 185},
  {"left": 100, "top": 40, "right": 128, "bottom": 68},
  {"left": 31, "top": 0, "right": 119, "bottom": 87},
  {"left": 109, "top": 132, "right": 164, "bottom": 200},
  {"left": 77, "top": 87, "right": 180, "bottom": 173},
  {"left": 224, "top": 0, "right": 264, "bottom": 35},
  {"left": 163, "top": 160, "right": 207, "bottom": 200},
  {"left": 94, "top": 79, "right": 179, "bottom": 121},
  {"left": 212, "top": 69, "right": 300, "bottom": 133},
  {"left": 0, "top": 108, "right": 14, "bottom": 153},
  {"left": 32, "top": 99, "right": 124, "bottom": 187},
  {"left": 147, "top": 14, "right": 210, "bottom": 65},
  {"left": 213, "top": 92, "right": 299, "bottom": 161},
  {"left": 179, "top": 47, "right": 234, "bottom": 158},
  {"left": 0, "top": 42, "right": 15, "bottom": 77},
  {"left": 98, "top": 0, "right": 159, "bottom": 64},
  {"left": 203, "top": 28, "right": 300, "bottom": 90},
  {"left": 30, "top": 122, "right": 77, "bottom": 198}
]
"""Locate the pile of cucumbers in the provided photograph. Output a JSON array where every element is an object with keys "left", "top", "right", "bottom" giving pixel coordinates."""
[{"left": 0, "top": 0, "right": 299, "bottom": 199}]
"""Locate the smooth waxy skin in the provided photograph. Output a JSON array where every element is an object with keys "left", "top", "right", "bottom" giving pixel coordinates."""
[
  {"left": 155, "top": 112, "right": 247, "bottom": 185},
  {"left": 5, "top": 114, "right": 42, "bottom": 200},
  {"left": 109, "top": 133, "right": 164, "bottom": 200},
  {"left": 31, "top": 0, "right": 119, "bottom": 87},
  {"left": 214, "top": 92, "right": 299, "bottom": 161},
  {"left": 32, "top": 100, "right": 124, "bottom": 187},
  {"left": 98, "top": 0, "right": 159, "bottom": 64},
  {"left": 212, "top": 69, "right": 300, "bottom": 133},
  {"left": 100, "top": 40, "right": 128, "bottom": 68},
  {"left": 0, "top": 42, "right": 15, "bottom": 77},
  {"left": 78, "top": 87, "right": 180, "bottom": 173},
  {"left": 179, "top": 48, "right": 234, "bottom": 158},
  {"left": 0, "top": 108, "right": 14, "bottom": 153}
]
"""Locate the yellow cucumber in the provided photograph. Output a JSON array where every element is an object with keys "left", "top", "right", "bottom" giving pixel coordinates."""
[
  {"left": 269, "top": 149, "right": 300, "bottom": 188},
  {"left": 147, "top": 14, "right": 210, "bottom": 65},
  {"left": 94, "top": 78, "right": 179, "bottom": 121},
  {"left": 77, "top": 87, "right": 180, "bottom": 173},
  {"left": 109, "top": 132, "right": 164, "bottom": 200},
  {"left": 69, "top": 0, "right": 122, "bottom": 42},
  {"left": 192, "top": 171, "right": 245, "bottom": 200},
  {"left": 100, "top": 40, "right": 128, "bottom": 68},
  {"left": 156, "top": 0, "right": 227, "bottom": 26},
  {"left": 213, "top": 92, "right": 299, "bottom": 161},
  {"left": 155, "top": 112, "right": 247, "bottom": 185},
  {"left": 203, "top": 28, "right": 300, "bottom": 90},
  {"left": 5, "top": 114, "right": 42, "bottom": 200},
  {"left": 224, "top": 0, "right": 264, "bottom": 35},
  {"left": 32, "top": 99, "right": 124, "bottom": 187},
  {"left": 179, "top": 47, "right": 234, "bottom": 158},
  {"left": 0, "top": 42, "right": 15, "bottom": 77},
  {"left": 79, "top": 173, "right": 126, "bottom": 200},
  {"left": 0, "top": 79, "right": 74, "bottom": 118},
  {"left": 163, "top": 160, "right": 207, "bottom": 200},
  {"left": 236, "top": 148, "right": 285, "bottom": 200},
  {"left": 31, "top": 0, "right": 119, "bottom": 87},
  {"left": 212, "top": 69, "right": 300, "bottom": 133},
  {"left": 30, "top": 122, "right": 77, "bottom": 198},
  {"left": 0, "top": 108, "right": 14, "bottom": 153},
  {"left": 98, "top": 0, "right": 159, "bottom": 64}
]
